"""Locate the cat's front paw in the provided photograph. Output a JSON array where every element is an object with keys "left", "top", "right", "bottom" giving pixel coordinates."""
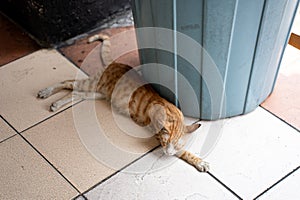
[
  {"left": 196, "top": 161, "right": 210, "bottom": 172},
  {"left": 37, "top": 87, "right": 53, "bottom": 99},
  {"left": 50, "top": 102, "right": 59, "bottom": 112}
]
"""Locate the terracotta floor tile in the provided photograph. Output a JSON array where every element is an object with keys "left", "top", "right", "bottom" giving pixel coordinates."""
[
  {"left": 0, "top": 118, "right": 16, "bottom": 142},
  {"left": 261, "top": 45, "right": 300, "bottom": 130},
  {"left": 263, "top": 10, "right": 300, "bottom": 130},
  {"left": 0, "top": 49, "right": 87, "bottom": 132},
  {"left": 59, "top": 26, "right": 140, "bottom": 76},
  {"left": 0, "top": 14, "right": 40, "bottom": 67},
  {"left": 22, "top": 100, "right": 158, "bottom": 192},
  {"left": 0, "top": 135, "right": 78, "bottom": 199}
]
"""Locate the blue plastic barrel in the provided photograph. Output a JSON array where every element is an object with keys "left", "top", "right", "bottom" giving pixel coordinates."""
[{"left": 132, "top": 0, "right": 299, "bottom": 120}]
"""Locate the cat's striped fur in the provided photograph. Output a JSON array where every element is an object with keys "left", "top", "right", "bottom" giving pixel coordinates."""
[{"left": 37, "top": 33, "right": 209, "bottom": 172}]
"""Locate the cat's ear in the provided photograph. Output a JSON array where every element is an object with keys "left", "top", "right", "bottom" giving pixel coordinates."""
[
  {"left": 184, "top": 123, "right": 201, "bottom": 133},
  {"left": 148, "top": 103, "right": 166, "bottom": 131}
]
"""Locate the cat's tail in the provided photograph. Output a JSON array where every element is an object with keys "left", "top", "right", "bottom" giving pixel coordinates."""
[
  {"left": 176, "top": 150, "right": 210, "bottom": 172},
  {"left": 88, "top": 33, "right": 113, "bottom": 66}
]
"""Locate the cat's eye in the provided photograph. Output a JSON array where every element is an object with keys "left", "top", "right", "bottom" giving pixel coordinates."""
[{"left": 160, "top": 127, "right": 168, "bottom": 134}]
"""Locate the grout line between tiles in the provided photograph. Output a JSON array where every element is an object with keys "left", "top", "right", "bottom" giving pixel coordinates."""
[
  {"left": 0, "top": 115, "right": 18, "bottom": 144},
  {"left": 18, "top": 131, "right": 83, "bottom": 195},
  {"left": 82, "top": 145, "right": 161, "bottom": 196},
  {"left": 56, "top": 48, "right": 90, "bottom": 77},
  {"left": 0, "top": 48, "right": 42, "bottom": 68},
  {"left": 259, "top": 105, "right": 299, "bottom": 132},
  {"left": 19, "top": 100, "right": 84, "bottom": 134},
  {"left": 0, "top": 133, "right": 18, "bottom": 144},
  {"left": 0, "top": 41, "right": 40, "bottom": 68},
  {"left": 0, "top": 55, "right": 31, "bottom": 68},
  {"left": 73, "top": 194, "right": 88, "bottom": 200},
  {"left": 207, "top": 171, "right": 243, "bottom": 200},
  {"left": 0, "top": 115, "right": 19, "bottom": 134},
  {"left": 253, "top": 165, "right": 300, "bottom": 199},
  {"left": 1, "top": 114, "right": 83, "bottom": 195},
  {"left": 56, "top": 48, "right": 80, "bottom": 67}
]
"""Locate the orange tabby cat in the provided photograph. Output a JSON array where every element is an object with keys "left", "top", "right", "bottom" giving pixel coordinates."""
[{"left": 37, "top": 34, "right": 209, "bottom": 172}]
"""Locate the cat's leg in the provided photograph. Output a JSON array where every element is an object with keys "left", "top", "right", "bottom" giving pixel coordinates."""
[
  {"left": 37, "top": 76, "right": 101, "bottom": 99},
  {"left": 50, "top": 92, "right": 76, "bottom": 112},
  {"left": 176, "top": 150, "right": 209, "bottom": 172},
  {"left": 37, "top": 80, "right": 76, "bottom": 99},
  {"left": 50, "top": 91, "right": 104, "bottom": 112},
  {"left": 158, "top": 137, "right": 209, "bottom": 172}
]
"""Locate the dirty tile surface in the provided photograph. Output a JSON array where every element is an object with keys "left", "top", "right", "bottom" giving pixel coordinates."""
[
  {"left": 0, "top": 117, "right": 16, "bottom": 142},
  {"left": 261, "top": 45, "right": 300, "bottom": 130},
  {"left": 0, "top": 14, "right": 40, "bottom": 66},
  {"left": 0, "top": 135, "right": 78, "bottom": 199},
  {"left": 85, "top": 146, "right": 238, "bottom": 200},
  {"left": 22, "top": 100, "right": 158, "bottom": 192},
  {"left": 0, "top": 49, "right": 86, "bottom": 132}
]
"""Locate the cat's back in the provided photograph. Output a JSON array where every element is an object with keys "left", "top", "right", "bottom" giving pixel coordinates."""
[
  {"left": 97, "top": 62, "right": 135, "bottom": 98},
  {"left": 97, "top": 62, "right": 147, "bottom": 113}
]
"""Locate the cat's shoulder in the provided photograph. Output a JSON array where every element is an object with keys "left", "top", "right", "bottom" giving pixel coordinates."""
[{"left": 105, "top": 62, "right": 133, "bottom": 71}]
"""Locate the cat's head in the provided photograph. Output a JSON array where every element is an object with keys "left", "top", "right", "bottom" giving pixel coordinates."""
[{"left": 149, "top": 102, "right": 200, "bottom": 155}]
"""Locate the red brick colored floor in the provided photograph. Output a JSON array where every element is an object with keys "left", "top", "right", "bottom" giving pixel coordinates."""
[
  {"left": 59, "top": 26, "right": 139, "bottom": 76},
  {"left": 0, "top": 14, "right": 40, "bottom": 66},
  {"left": 261, "top": 44, "right": 300, "bottom": 130}
]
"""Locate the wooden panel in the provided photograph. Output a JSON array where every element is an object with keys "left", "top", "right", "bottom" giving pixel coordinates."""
[{"left": 289, "top": 33, "right": 300, "bottom": 50}]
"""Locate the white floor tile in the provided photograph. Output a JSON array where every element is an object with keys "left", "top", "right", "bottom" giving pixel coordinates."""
[
  {"left": 22, "top": 100, "right": 158, "bottom": 192},
  {"left": 74, "top": 195, "right": 86, "bottom": 200},
  {"left": 258, "top": 168, "right": 300, "bottom": 200},
  {"left": 0, "top": 118, "right": 16, "bottom": 142},
  {"left": 291, "top": 8, "right": 300, "bottom": 35},
  {"left": 0, "top": 49, "right": 87, "bottom": 132},
  {"left": 0, "top": 135, "right": 78, "bottom": 199},
  {"left": 197, "top": 107, "right": 300, "bottom": 199},
  {"left": 85, "top": 148, "right": 239, "bottom": 200}
]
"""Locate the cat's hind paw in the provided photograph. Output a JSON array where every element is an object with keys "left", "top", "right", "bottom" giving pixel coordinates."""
[
  {"left": 50, "top": 102, "right": 59, "bottom": 112},
  {"left": 37, "top": 87, "right": 53, "bottom": 99},
  {"left": 195, "top": 161, "right": 210, "bottom": 172}
]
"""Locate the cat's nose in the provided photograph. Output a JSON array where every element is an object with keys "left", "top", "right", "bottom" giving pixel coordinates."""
[{"left": 163, "top": 143, "right": 177, "bottom": 156}]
